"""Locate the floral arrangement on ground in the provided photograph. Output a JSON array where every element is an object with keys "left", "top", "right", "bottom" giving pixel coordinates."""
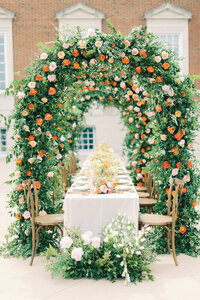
[{"left": 43, "top": 214, "right": 155, "bottom": 284}]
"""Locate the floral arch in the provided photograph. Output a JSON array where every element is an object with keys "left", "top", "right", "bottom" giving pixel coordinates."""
[{"left": 4, "top": 26, "right": 199, "bottom": 257}]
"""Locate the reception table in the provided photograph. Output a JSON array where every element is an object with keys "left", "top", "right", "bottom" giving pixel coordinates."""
[{"left": 64, "top": 157, "right": 139, "bottom": 236}]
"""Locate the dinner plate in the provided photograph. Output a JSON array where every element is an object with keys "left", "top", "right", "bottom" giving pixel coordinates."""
[
  {"left": 118, "top": 179, "right": 132, "bottom": 185},
  {"left": 117, "top": 185, "right": 135, "bottom": 191},
  {"left": 71, "top": 185, "right": 90, "bottom": 192}
]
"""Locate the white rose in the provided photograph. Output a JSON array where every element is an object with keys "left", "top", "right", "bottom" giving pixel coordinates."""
[
  {"left": 178, "top": 139, "right": 185, "bottom": 147},
  {"left": 47, "top": 74, "right": 56, "bottom": 82},
  {"left": 28, "top": 158, "right": 34, "bottom": 164},
  {"left": 49, "top": 62, "right": 57, "bottom": 71},
  {"left": 71, "top": 247, "right": 84, "bottom": 261},
  {"left": 60, "top": 135, "right": 65, "bottom": 142},
  {"left": 15, "top": 171, "right": 21, "bottom": 178},
  {"left": 28, "top": 81, "right": 36, "bottom": 89},
  {"left": 172, "top": 168, "right": 179, "bottom": 176},
  {"left": 95, "top": 41, "right": 102, "bottom": 48},
  {"left": 17, "top": 91, "right": 25, "bottom": 99},
  {"left": 47, "top": 171, "right": 54, "bottom": 178},
  {"left": 86, "top": 28, "right": 96, "bottom": 37},
  {"left": 92, "top": 237, "right": 101, "bottom": 249},
  {"left": 14, "top": 134, "right": 21, "bottom": 141},
  {"left": 40, "top": 52, "right": 48, "bottom": 60},
  {"left": 132, "top": 48, "right": 139, "bottom": 55},
  {"left": 60, "top": 236, "right": 73, "bottom": 249},
  {"left": 82, "top": 231, "right": 93, "bottom": 245}
]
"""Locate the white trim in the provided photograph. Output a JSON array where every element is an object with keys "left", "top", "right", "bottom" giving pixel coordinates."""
[
  {"left": 143, "top": 3, "right": 192, "bottom": 20},
  {"left": 55, "top": 3, "right": 104, "bottom": 37},
  {"left": 55, "top": 3, "right": 105, "bottom": 20}
]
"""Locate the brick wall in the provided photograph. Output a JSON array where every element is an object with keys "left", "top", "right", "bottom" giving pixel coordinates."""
[{"left": 0, "top": 0, "right": 199, "bottom": 78}]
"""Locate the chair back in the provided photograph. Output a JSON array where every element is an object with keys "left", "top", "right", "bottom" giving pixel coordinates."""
[
  {"left": 23, "top": 179, "right": 39, "bottom": 222},
  {"left": 167, "top": 178, "right": 184, "bottom": 221}
]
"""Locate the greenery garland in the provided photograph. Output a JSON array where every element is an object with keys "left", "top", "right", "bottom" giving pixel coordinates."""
[{"left": 2, "top": 25, "right": 199, "bottom": 257}]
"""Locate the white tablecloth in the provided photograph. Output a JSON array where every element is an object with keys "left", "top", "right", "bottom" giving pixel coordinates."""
[{"left": 64, "top": 189, "right": 139, "bottom": 236}]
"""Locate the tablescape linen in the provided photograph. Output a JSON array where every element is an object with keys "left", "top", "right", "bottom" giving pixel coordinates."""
[{"left": 64, "top": 144, "right": 139, "bottom": 236}]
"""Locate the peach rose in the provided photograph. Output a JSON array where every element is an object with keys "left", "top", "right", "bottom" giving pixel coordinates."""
[
  {"left": 19, "top": 197, "right": 24, "bottom": 204},
  {"left": 154, "top": 56, "right": 161, "bottom": 63},
  {"left": 161, "top": 134, "right": 167, "bottom": 141},
  {"left": 175, "top": 111, "right": 181, "bottom": 117},
  {"left": 42, "top": 97, "right": 48, "bottom": 103},
  {"left": 57, "top": 51, "right": 65, "bottom": 59},
  {"left": 124, "top": 40, "right": 130, "bottom": 46},
  {"left": 78, "top": 40, "right": 86, "bottom": 49},
  {"left": 22, "top": 109, "right": 29, "bottom": 116},
  {"left": 162, "top": 51, "right": 169, "bottom": 59},
  {"left": 28, "top": 158, "right": 34, "bottom": 164},
  {"left": 95, "top": 41, "right": 102, "bottom": 48},
  {"left": 29, "top": 141, "right": 37, "bottom": 148}
]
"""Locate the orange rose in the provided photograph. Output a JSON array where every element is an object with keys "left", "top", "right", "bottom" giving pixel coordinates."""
[
  {"left": 26, "top": 170, "right": 32, "bottom": 176},
  {"left": 42, "top": 65, "right": 50, "bottom": 72},
  {"left": 36, "top": 74, "right": 43, "bottom": 81},
  {"left": 28, "top": 104, "right": 34, "bottom": 110},
  {"left": 181, "top": 91, "right": 185, "bottom": 97},
  {"left": 168, "top": 126, "right": 175, "bottom": 134},
  {"left": 16, "top": 213, "right": 22, "bottom": 220},
  {"left": 162, "top": 161, "right": 170, "bottom": 169},
  {"left": 29, "top": 89, "right": 37, "bottom": 95},
  {"left": 57, "top": 103, "right": 62, "bottom": 108},
  {"left": 192, "top": 201, "right": 197, "bottom": 207},
  {"left": 162, "top": 62, "right": 170, "bottom": 70},
  {"left": 176, "top": 162, "right": 181, "bottom": 169},
  {"left": 44, "top": 113, "right": 53, "bottom": 121},
  {"left": 112, "top": 81, "right": 117, "bottom": 86},
  {"left": 135, "top": 66, "right": 142, "bottom": 73},
  {"left": 38, "top": 150, "right": 45, "bottom": 157},
  {"left": 16, "top": 158, "right": 22, "bottom": 165},
  {"left": 60, "top": 143, "right": 64, "bottom": 148},
  {"left": 147, "top": 66, "right": 154, "bottom": 73},
  {"left": 136, "top": 168, "right": 141, "bottom": 173},
  {"left": 172, "top": 147, "right": 179, "bottom": 155},
  {"left": 72, "top": 49, "right": 79, "bottom": 57},
  {"left": 181, "top": 129, "right": 185, "bottom": 135},
  {"left": 178, "top": 225, "right": 186, "bottom": 234},
  {"left": 140, "top": 99, "right": 146, "bottom": 105},
  {"left": 187, "top": 161, "right": 193, "bottom": 167},
  {"left": 141, "top": 148, "right": 145, "bottom": 153},
  {"left": 141, "top": 134, "right": 146, "bottom": 140},
  {"left": 122, "top": 57, "right": 129, "bottom": 64},
  {"left": 174, "top": 132, "right": 182, "bottom": 140},
  {"left": 63, "top": 59, "right": 71, "bottom": 66},
  {"left": 139, "top": 50, "right": 147, "bottom": 58},
  {"left": 36, "top": 118, "right": 43, "bottom": 126},
  {"left": 156, "top": 76, "right": 163, "bottom": 82},
  {"left": 73, "top": 62, "right": 79, "bottom": 69},
  {"left": 100, "top": 54, "right": 105, "bottom": 61},
  {"left": 137, "top": 182, "right": 143, "bottom": 187},
  {"left": 181, "top": 187, "right": 187, "bottom": 194},
  {"left": 17, "top": 184, "right": 23, "bottom": 192},
  {"left": 48, "top": 87, "right": 56, "bottom": 95},
  {"left": 34, "top": 181, "right": 40, "bottom": 189},
  {"left": 28, "top": 135, "right": 34, "bottom": 141},
  {"left": 52, "top": 135, "right": 58, "bottom": 140},
  {"left": 156, "top": 104, "right": 162, "bottom": 112},
  {"left": 69, "top": 139, "right": 73, "bottom": 144}
]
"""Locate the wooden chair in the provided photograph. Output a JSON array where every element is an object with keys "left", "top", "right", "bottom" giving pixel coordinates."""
[
  {"left": 23, "top": 179, "right": 64, "bottom": 266},
  {"left": 62, "top": 152, "right": 77, "bottom": 193},
  {"left": 138, "top": 172, "right": 157, "bottom": 213},
  {"left": 139, "top": 178, "right": 184, "bottom": 266}
]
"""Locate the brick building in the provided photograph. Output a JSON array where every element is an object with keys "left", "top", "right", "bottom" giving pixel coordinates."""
[{"left": 0, "top": 0, "right": 199, "bottom": 164}]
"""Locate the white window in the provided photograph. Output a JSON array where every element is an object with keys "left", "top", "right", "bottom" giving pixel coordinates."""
[
  {"left": 156, "top": 33, "right": 180, "bottom": 58},
  {"left": 55, "top": 3, "right": 105, "bottom": 38},
  {"left": 144, "top": 3, "right": 192, "bottom": 75},
  {"left": 79, "top": 127, "right": 95, "bottom": 151},
  {"left": 0, "top": 128, "right": 7, "bottom": 155}
]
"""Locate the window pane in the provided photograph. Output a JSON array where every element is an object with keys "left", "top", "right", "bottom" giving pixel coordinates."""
[
  {"left": 0, "top": 54, "right": 5, "bottom": 62},
  {"left": 0, "top": 73, "right": 5, "bottom": 80},
  {"left": 0, "top": 44, "right": 4, "bottom": 52},
  {"left": 78, "top": 127, "right": 95, "bottom": 150},
  {"left": 0, "top": 82, "right": 5, "bottom": 89},
  {"left": 0, "top": 128, "right": 7, "bottom": 153},
  {"left": 0, "top": 64, "right": 5, "bottom": 72}
]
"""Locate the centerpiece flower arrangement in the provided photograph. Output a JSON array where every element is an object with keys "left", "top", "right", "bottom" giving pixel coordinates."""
[
  {"left": 43, "top": 214, "right": 155, "bottom": 284},
  {"left": 84, "top": 143, "right": 121, "bottom": 194}
]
